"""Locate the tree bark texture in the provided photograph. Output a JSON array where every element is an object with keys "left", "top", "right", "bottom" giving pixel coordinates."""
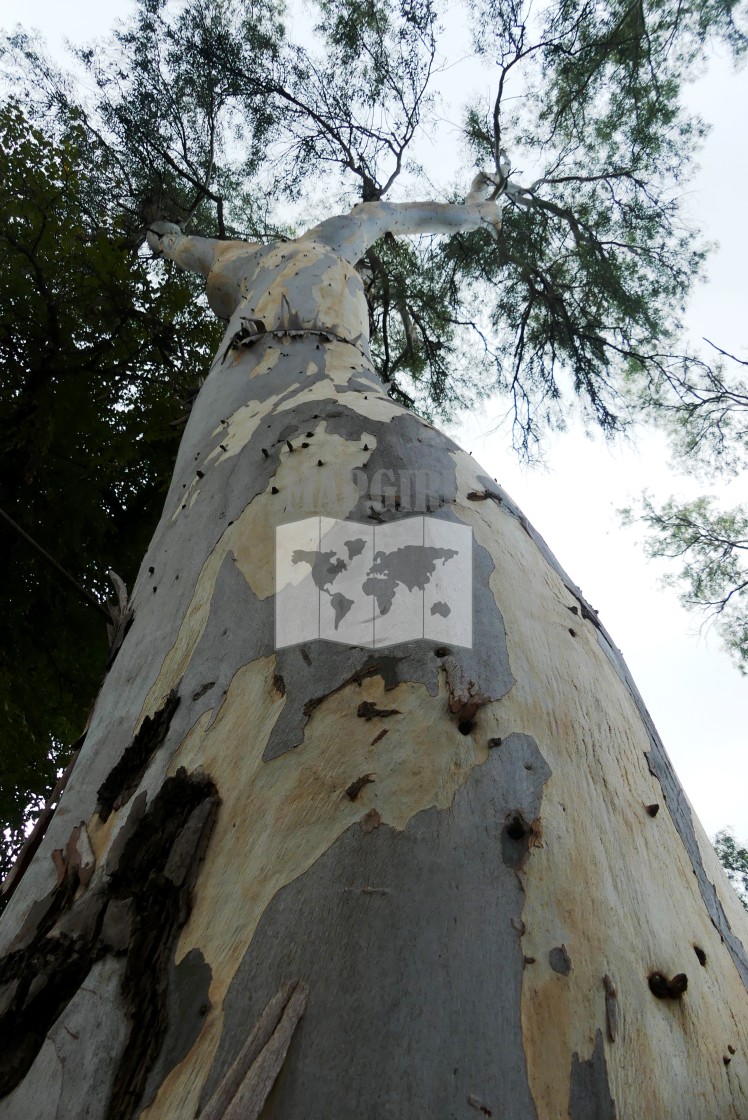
[{"left": 1, "top": 210, "right": 747, "bottom": 1120}]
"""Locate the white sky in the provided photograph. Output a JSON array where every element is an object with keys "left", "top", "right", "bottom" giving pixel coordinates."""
[{"left": 2, "top": 0, "right": 746, "bottom": 841}]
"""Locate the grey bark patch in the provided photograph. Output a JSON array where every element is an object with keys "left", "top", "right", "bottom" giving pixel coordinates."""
[
  {"left": 338, "top": 412, "right": 514, "bottom": 698},
  {"left": 105, "top": 791, "right": 147, "bottom": 877},
  {"left": 0, "top": 956, "right": 129, "bottom": 1120},
  {"left": 568, "top": 1029, "right": 617, "bottom": 1120},
  {"left": 101, "top": 898, "right": 135, "bottom": 953},
  {"left": 264, "top": 648, "right": 408, "bottom": 762},
  {"left": 201, "top": 980, "right": 308, "bottom": 1120},
  {"left": 140, "top": 948, "right": 212, "bottom": 1111},
  {"left": 166, "top": 552, "right": 274, "bottom": 753},
  {"left": 549, "top": 945, "right": 572, "bottom": 975},
  {"left": 6, "top": 887, "right": 63, "bottom": 954},
  {"left": 56, "top": 883, "right": 107, "bottom": 943},
  {"left": 202, "top": 733, "right": 550, "bottom": 1119}
]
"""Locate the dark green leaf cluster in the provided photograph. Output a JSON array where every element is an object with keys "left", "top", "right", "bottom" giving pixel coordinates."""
[{"left": 0, "top": 101, "right": 219, "bottom": 879}]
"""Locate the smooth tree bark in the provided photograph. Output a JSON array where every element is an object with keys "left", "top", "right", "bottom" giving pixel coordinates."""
[{"left": 1, "top": 192, "right": 748, "bottom": 1120}]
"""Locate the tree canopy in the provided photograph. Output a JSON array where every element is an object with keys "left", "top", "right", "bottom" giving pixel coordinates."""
[
  {"left": 0, "top": 0, "right": 746, "bottom": 877},
  {"left": 6, "top": 0, "right": 745, "bottom": 436}
]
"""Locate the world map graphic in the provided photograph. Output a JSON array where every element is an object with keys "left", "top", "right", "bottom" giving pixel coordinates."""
[
  {"left": 275, "top": 516, "right": 473, "bottom": 649},
  {"left": 291, "top": 540, "right": 458, "bottom": 629}
]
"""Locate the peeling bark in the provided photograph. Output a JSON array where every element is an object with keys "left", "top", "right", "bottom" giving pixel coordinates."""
[
  {"left": 96, "top": 690, "right": 180, "bottom": 822},
  {"left": 0, "top": 768, "right": 218, "bottom": 1116},
  {"left": 201, "top": 980, "right": 308, "bottom": 1120}
]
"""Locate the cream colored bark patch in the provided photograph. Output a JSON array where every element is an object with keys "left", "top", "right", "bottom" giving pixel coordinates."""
[
  {"left": 246, "top": 347, "right": 280, "bottom": 380},
  {"left": 139, "top": 656, "right": 496, "bottom": 1120},
  {"left": 206, "top": 389, "right": 285, "bottom": 466},
  {"left": 277, "top": 378, "right": 403, "bottom": 425}
]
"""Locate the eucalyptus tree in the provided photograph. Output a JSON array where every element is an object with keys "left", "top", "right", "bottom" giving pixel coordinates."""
[{"left": 1, "top": 0, "right": 748, "bottom": 1116}]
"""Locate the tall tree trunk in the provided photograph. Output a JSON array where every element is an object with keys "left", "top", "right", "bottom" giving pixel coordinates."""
[{"left": 1, "top": 212, "right": 747, "bottom": 1120}]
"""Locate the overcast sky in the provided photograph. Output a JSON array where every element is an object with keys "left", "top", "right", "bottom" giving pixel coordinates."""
[{"left": 2, "top": 0, "right": 746, "bottom": 841}]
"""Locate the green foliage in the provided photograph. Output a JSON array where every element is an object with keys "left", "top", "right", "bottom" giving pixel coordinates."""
[
  {"left": 714, "top": 829, "right": 748, "bottom": 910},
  {"left": 0, "top": 101, "right": 219, "bottom": 879},
  {"left": 7, "top": 0, "right": 741, "bottom": 448},
  {"left": 630, "top": 345, "right": 748, "bottom": 476},
  {"left": 624, "top": 346, "right": 748, "bottom": 670},
  {"left": 457, "top": 0, "right": 737, "bottom": 449},
  {"left": 78, "top": 0, "right": 286, "bottom": 240},
  {"left": 624, "top": 494, "right": 748, "bottom": 671}
]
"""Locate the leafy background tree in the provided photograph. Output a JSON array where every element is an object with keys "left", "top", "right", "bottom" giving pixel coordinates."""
[
  {"left": 626, "top": 346, "right": 748, "bottom": 672},
  {"left": 0, "top": 99, "right": 218, "bottom": 880},
  {"left": 0, "top": 0, "right": 747, "bottom": 893},
  {"left": 714, "top": 829, "right": 748, "bottom": 910}
]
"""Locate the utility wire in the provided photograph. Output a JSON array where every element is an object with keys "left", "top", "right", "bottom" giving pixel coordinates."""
[{"left": 0, "top": 505, "right": 111, "bottom": 621}]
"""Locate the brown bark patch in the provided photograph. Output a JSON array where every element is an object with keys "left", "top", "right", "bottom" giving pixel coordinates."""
[
  {"left": 345, "top": 774, "right": 375, "bottom": 801},
  {"left": 603, "top": 974, "right": 618, "bottom": 1042},
  {"left": 441, "top": 656, "right": 490, "bottom": 734},
  {"left": 648, "top": 971, "right": 688, "bottom": 1000},
  {"left": 467, "top": 1092, "right": 493, "bottom": 1114},
  {"left": 51, "top": 822, "right": 96, "bottom": 889},
  {"left": 96, "top": 690, "right": 180, "bottom": 822},
  {"left": 357, "top": 700, "right": 400, "bottom": 720}
]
